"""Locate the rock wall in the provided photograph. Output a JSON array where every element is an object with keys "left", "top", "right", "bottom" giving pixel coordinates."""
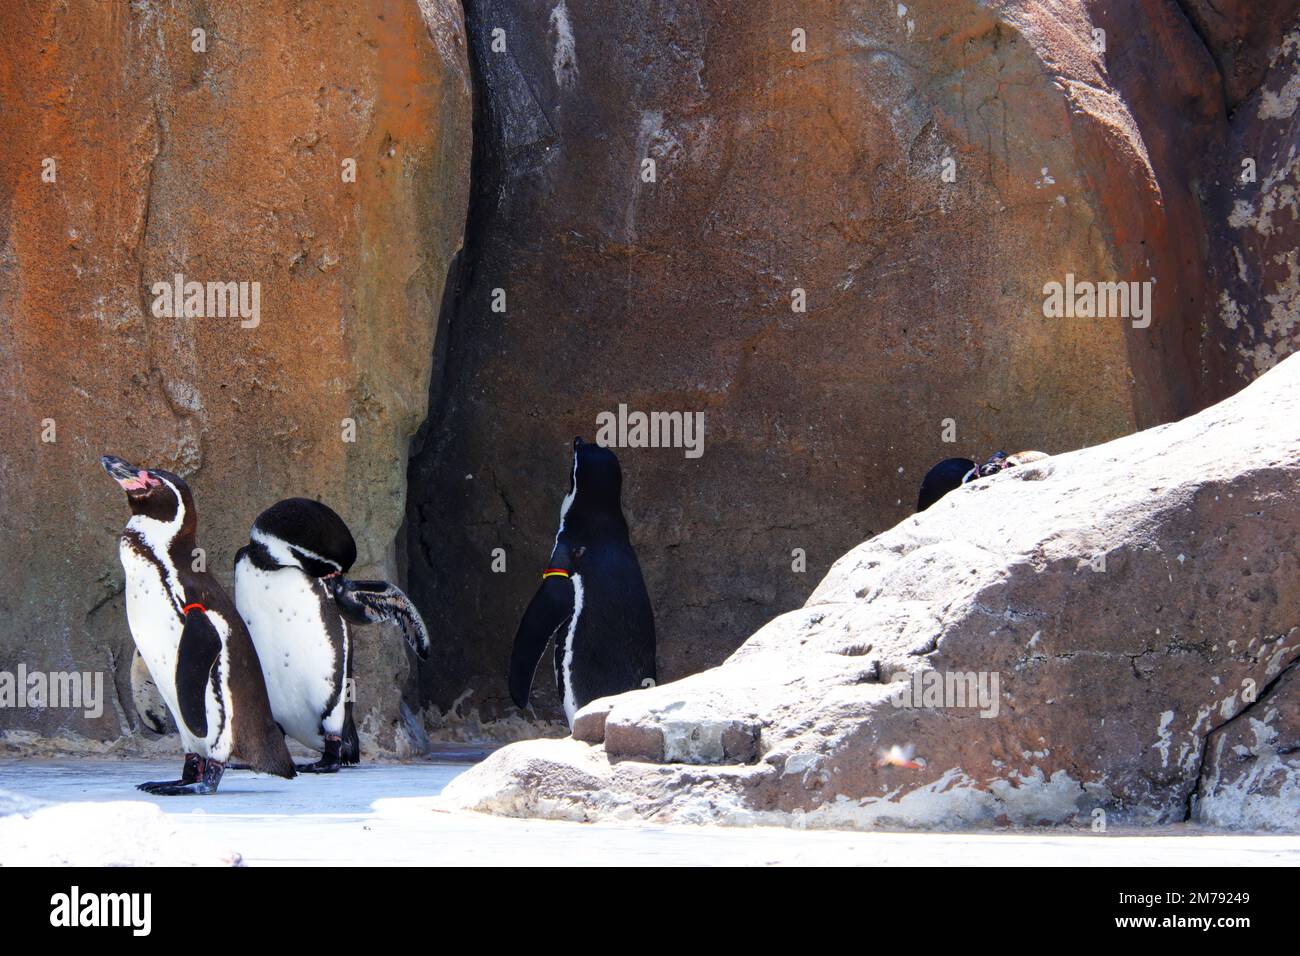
[
  {"left": 442, "top": 352, "right": 1300, "bottom": 830},
  {"left": 406, "top": 0, "right": 1294, "bottom": 725},
  {"left": 1, "top": 0, "right": 1295, "bottom": 754},
  {"left": 0, "top": 1, "right": 471, "bottom": 749},
  {"left": 1198, "top": 9, "right": 1300, "bottom": 383}
]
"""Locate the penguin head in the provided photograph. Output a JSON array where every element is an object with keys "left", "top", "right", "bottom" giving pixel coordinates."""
[
  {"left": 978, "top": 450, "right": 1010, "bottom": 477},
  {"left": 567, "top": 437, "right": 623, "bottom": 514},
  {"left": 101, "top": 455, "right": 195, "bottom": 533},
  {"left": 546, "top": 438, "right": 627, "bottom": 572},
  {"left": 249, "top": 498, "right": 357, "bottom": 578}
]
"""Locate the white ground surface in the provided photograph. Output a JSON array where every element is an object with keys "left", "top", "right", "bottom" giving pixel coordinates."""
[{"left": 1, "top": 758, "right": 1297, "bottom": 866}]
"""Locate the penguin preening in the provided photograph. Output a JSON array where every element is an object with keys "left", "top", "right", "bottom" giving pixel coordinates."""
[
  {"left": 101, "top": 455, "right": 294, "bottom": 794},
  {"left": 234, "top": 498, "right": 429, "bottom": 773},
  {"left": 509, "top": 438, "right": 656, "bottom": 727},
  {"left": 915, "top": 449, "right": 1049, "bottom": 512}
]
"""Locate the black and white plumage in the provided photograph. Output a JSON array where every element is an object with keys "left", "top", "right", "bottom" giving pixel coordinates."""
[
  {"left": 101, "top": 455, "right": 294, "bottom": 794},
  {"left": 234, "top": 498, "right": 429, "bottom": 773},
  {"left": 509, "top": 438, "right": 656, "bottom": 727},
  {"left": 915, "top": 449, "right": 1050, "bottom": 513}
]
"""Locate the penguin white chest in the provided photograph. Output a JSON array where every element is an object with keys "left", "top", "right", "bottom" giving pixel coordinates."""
[
  {"left": 559, "top": 573, "right": 585, "bottom": 726},
  {"left": 235, "top": 560, "right": 343, "bottom": 749},
  {"left": 118, "top": 539, "right": 184, "bottom": 720}
]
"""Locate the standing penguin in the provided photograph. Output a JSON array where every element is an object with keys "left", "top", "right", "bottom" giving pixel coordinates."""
[
  {"left": 509, "top": 438, "right": 656, "bottom": 726},
  {"left": 100, "top": 455, "right": 294, "bottom": 794},
  {"left": 234, "top": 498, "right": 430, "bottom": 773}
]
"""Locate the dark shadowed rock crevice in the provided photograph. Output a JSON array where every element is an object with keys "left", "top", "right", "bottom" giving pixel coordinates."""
[{"left": 1170, "top": 0, "right": 1299, "bottom": 112}]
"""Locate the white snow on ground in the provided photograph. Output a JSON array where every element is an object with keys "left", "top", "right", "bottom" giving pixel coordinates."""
[
  {"left": 1, "top": 796, "right": 237, "bottom": 866},
  {"left": 1, "top": 758, "right": 1298, "bottom": 866}
]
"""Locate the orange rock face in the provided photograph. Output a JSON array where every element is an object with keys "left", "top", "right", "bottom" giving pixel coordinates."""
[
  {"left": 1, "top": 0, "right": 1294, "bottom": 752},
  {"left": 0, "top": 2, "right": 471, "bottom": 745}
]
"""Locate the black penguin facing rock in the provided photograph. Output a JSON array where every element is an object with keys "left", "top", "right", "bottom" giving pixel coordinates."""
[
  {"left": 916, "top": 449, "right": 1049, "bottom": 512},
  {"left": 509, "top": 438, "right": 656, "bottom": 727},
  {"left": 100, "top": 455, "right": 294, "bottom": 794},
  {"left": 916, "top": 457, "right": 978, "bottom": 512},
  {"left": 234, "top": 498, "right": 429, "bottom": 773}
]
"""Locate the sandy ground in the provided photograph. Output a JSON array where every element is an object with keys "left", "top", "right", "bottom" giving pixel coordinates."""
[{"left": 1, "top": 757, "right": 1297, "bottom": 866}]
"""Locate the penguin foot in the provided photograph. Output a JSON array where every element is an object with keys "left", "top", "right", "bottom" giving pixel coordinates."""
[
  {"left": 295, "top": 759, "right": 341, "bottom": 774},
  {"left": 137, "top": 753, "right": 205, "bottom": 792},
  {"left": 296, "top": 734, "right": 343, "bottom": 773},
  {"left": 137, "top": 781, "right": 215, "bottom": 795},
  {"left": 138, "top": 757, "right": 224, "bottom": 795},
  {"left": 137, "top": 780, "right": 189, "bottom": 793}
]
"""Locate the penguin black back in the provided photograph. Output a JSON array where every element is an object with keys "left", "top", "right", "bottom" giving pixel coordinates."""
[
  {"left": 509, "top": 438, "right": 655, "bottom": 724},
  {"left": 916, "top": 457, "right": 976, "bottom": 512}
]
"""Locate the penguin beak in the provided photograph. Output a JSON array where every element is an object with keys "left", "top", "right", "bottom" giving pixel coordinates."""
[{"left": 101, "top": 455, "right": 160, "bottom": 493}]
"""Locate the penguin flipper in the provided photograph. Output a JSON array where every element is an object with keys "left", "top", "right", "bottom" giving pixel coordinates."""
[
  {"left": 508, "top": 576, "right": 574, "bottom": 709},
  {"left": 330, "top": 578, "right": 431, "bottom": 660},
  {"left": 175, "top": 609, "right": 223, "bottom": 739}
]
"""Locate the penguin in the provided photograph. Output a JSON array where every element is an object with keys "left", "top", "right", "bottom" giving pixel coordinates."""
[
  {"left": 234, "top": 498, "right": 430, "bottom": 773},
  {"left": 100, "top": 455, "right": 295, "bottom": 794},
  {"left": 509, "top": 438, "right": 656, "bottom": 727},
  {"left": 915, "top": 449, "right": 1050, "bottom": 512}
]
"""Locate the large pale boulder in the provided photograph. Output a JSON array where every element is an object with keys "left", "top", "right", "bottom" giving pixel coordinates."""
[
  {"left": 442, "top": 352, "right": 1300, "bottom": 830},
  {"left": 0, "top": 1, "right": 471, "bottom": 749}
]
